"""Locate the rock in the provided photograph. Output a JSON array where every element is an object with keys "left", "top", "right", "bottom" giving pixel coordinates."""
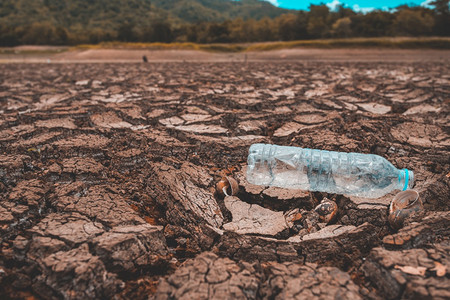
[
  {"left": 174, "top": 124, "right": 228, "bottom": 134},
  {"left": 273, "top": 122, "right": 305, "bottom": 137},
  {"left": 34, "top": 244, "right": 124, "bottom": 299},
  {"left": 151, "top": 162, "right": 223, "bottom": 228},
  {"left": 35, "top": 117, "right": 77, "bottom": 129},
  {"left": 383, "top": 211, "right": 450, "bottom": 248},
  {"left": 260, "top": 262, "right": 363, "bottom": 299},
  {"left": 288, "top": 225, "right": 356, "bottom": 242},
  {"left": 8, "top": 179, "right": 47, "bottom": 207},
  {"left": 357, "top": 103, "right": 391, "bottom": 114},
  {"left": 159, "top": 116, "right": 184, "bottom": 127},
  {"left": 223, "top": 196, "right": 289, "bottom": 235},
  {"left": 403, "top": 104, "right": 441, "bottom": 115},
  {"left": 152, "top": 252, "right": 260, "bottom": 300},
  {"left": 180, "top": 114, "right": 212, "bottom": 124},
  {"left": 29, "top": 212, "right": 104, "bottom": 245},
  {"left": 262, "top": 187, "right": 310, "bottom": 201},
  {"left": 362, "top": 243, "right": 450, "bottom": 300},
  {"left": 218, "top": 223, "right": 378, "bottom": 268},
  {"left": 91, "top": 111, "right": 132, "bottom": 129},
  {"left": 54, "top": 185, "right": 146, "bottom": 227},
  {"left": 59, "top": 157, "right": 105, "bottom": 174},
  {"left": 293, "top": 113, "right": 328, "bottom": 124},
  {"left": 92, "top": 224, "right": 168, "bottom": 273},
  {"left": 52, "top": 134, "right": 110, "bottom": 149}
]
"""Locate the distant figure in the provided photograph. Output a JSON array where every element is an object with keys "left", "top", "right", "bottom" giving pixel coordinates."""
[{"left": 142, "top": 55, "right": 148, "bottom": 63}]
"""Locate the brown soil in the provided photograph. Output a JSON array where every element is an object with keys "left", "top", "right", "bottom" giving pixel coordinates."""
[
  {"left": 1, "top": 48, "right": 450, "bottom": 63},
  {"left": 0, "top": 53, "right": 449, "bottom": 299}
]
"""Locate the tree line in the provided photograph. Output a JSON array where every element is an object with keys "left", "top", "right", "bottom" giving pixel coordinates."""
[{"left": 0, "top": 1, "right": 448, "bottom": 46}]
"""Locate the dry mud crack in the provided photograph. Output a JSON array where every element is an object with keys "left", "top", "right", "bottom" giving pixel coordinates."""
[{"left": 0, "top": 60, "right": 449, "bottom": 299}]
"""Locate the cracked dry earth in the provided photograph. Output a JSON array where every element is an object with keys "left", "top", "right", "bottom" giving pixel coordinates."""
[{"left": 0, "top": 60, "right": 449, "bottom": 300}]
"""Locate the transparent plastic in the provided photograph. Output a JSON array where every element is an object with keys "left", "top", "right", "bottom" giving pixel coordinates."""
[{"left": 247, "top": 144, "right": 414, "bottom": 198}]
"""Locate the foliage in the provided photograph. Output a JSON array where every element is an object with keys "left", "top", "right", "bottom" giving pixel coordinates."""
[
  {"left": 0, "top": 0, "right": 448, "bottom": 46},
  {"left": 430, "top": 0, "right": 450, "bottom": 36},
  {"left": 393, "top": 6, "right": 435, "bottom": 36},
  {"left": 72, "top": 37, "right": 450, "bottom": 52},
  {"left": 332, "top": 18, "right": 352, "bottom": 37}
]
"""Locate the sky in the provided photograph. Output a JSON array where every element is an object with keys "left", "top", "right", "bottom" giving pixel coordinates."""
[{"left": 263, "top": 0, "right": 433, "bottom": 12}]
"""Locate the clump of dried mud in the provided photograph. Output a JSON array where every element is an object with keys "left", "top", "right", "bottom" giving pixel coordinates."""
[{"left": 0, "top": 61, "right": 449, "bottom": 299}]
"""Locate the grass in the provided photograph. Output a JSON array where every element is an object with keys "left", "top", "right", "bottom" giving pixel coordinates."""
[
  {"left": 0, "top": 47, "right": 68, "bottom": 55},
  {"left": 74, "top": 41, "right": 247, "bottom": 52},
  {"left": 2, "top": 37, "right": 449, "bottom": 55},
  {"left": 73, "top": 37, "right": 450, "bottom": 52},
  {"left": 246, "top": 37, "right": 450, "bottom": 51}
]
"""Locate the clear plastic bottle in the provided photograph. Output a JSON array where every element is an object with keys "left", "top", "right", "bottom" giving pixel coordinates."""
[{"left": 246, "top": 144, "right": 414, "bottom": 198}]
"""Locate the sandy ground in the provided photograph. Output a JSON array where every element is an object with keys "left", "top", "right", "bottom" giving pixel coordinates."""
[{"left": 1, "top": 48, "right": 450, "bottom": 63}]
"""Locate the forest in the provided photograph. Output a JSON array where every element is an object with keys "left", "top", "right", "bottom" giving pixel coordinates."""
[{"left": 0, "top": 0, "right": 449, "bottom": 46}]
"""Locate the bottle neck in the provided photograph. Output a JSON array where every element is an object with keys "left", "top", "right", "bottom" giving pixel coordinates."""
[{"left": 398, "top": 169, "right": 414, "bottom": 191}]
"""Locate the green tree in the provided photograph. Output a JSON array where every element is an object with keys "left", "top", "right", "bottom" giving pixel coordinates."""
[
  {"left": 55, "top": 26, "right": 68, "bottom": 44},
  {"left": 351, "top": 11, "right": 394, "bottom": 37},
  {"left": 0, "top": 0, "right": 447, "bottom": 45},
  {"left": 228, "top": 18, "right": 246, "bottom": 42},
  {"left": 0, "top": 24, "right": 18, "bottom": 46},
  {"left": 331, "top": 17, "right": 352, "bottom": 37},
  {"left": 393, "top": 9, "right": 434, "bottom": 36},
  {"left": 241, "top": 19, "right": 258, "bottom": 42},
  {"left": 295, "top": 11, "right": 310, "bottom": 39},
  {"left": 431, "top": 0, "right": 450, "bottom": 35},
  {"left": 117, "top": 22, "right": 137, "bottom": 42},
  {"left": 88, "top": 28, "right": 114, "bottom": 44},
  {"left": 20, "top": 22, "right": 68, "bottom": 45},
  {"left": 206, "top": 22, "right": 231, "bottom": 43},
  {"left": 190, "top": 22, "right": 210, "bottom": 43},
  {"left": 255, "top": 17, "right": 277, "bottom": 41},
  {"left": 307, "top": 5, "right": 330, "bottom": 38},
  {"left": 336, "top": 5, "right": 356, "bottom": 18},
  {"left": 277, "top": 14, "right": 298, "bottom": 40},
  {"left": 307, "top": 17, "right": 328, "bottom": 38},
  {"left": 152, "top": 21, "right": 174, "bottom": 43}
]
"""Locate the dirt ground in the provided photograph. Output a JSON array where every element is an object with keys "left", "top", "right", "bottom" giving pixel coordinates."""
[
  {"left": 0, "top": 49, "right": 449, "bottom": 299},
  {"left": 1, "top": 47, "right": 450, "bottom": 63}
]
